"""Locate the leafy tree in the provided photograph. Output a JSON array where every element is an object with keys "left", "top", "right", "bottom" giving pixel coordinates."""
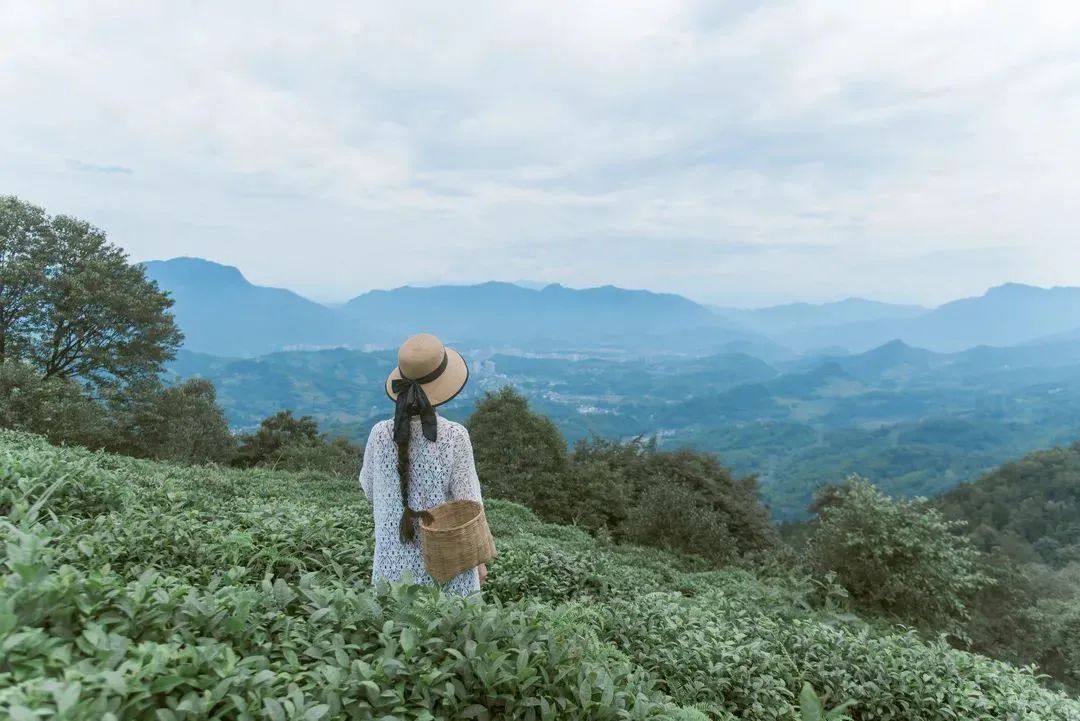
[
  {"left": 467, "top": 386, "right": 568, "bottom": 509},
  {"left": 0, "top": 196, "right": 182, "bottom": 387},
  {"left": 108, "top": 378, "right": 235, "bottom": 464},
  {"left": 0, "top": 359, "right": 111, "bottom": 448},
  {"left": 808, "top": 476, "right": 991, "bottom": 633},
  {"left": 235, "top": 410, "right": 320, "bottom": 467},
  {"left": 234, "top": 410, "right": 360, "bottom": 476},
  {"left": 575, "top": 437, "right": 776, "bottom": 557},
  {"left": 0, "top": 197, "right": 48, "bottom": 362}
]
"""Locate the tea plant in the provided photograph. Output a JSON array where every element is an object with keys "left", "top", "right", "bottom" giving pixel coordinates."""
[{"left": 3, "top": 430, "right": 1080, "bottom": 721}]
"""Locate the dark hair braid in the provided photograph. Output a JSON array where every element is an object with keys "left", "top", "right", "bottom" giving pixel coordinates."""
[{"left": 396, "top": 429, "right": 418, "bottom": 543}]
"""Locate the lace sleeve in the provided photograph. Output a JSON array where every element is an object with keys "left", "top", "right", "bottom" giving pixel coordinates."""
[
  {"left": 449, "top": 426, "right": 483, "bottom": 503},
  {"left": 359, "top": 424, "right": 379, "bottom": 499}
]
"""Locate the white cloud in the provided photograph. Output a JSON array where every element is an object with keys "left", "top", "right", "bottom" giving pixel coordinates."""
[{"left": 1, "top": 0, "right": 1078, "bottom": 305}]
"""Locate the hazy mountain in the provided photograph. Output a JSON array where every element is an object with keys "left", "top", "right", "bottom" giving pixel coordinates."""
[
  {"left": 778, "top": 283, "right": 1080, "bottom": 353},
  {"left": 341, "top": 281, "right": 734, "bottom": 346},
  {"left": 715, "top": 298, "right": 926, "bottom": 336},
  {"left": 832, "top": 340, "right": 943, "bottom": 381},
  {"left": 143, "top": 258, "right": 356, "bottom": 357},
  {"left": 146, "top": 259, "right": 1080, "bottom": 361},
  {"left": 146, "top": 258, "right": 775, "bottom": 358},
  {"left": 766, "top": 361, "right": 859, "bottom": 398}
]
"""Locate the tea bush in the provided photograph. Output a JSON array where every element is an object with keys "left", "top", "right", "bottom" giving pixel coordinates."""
[
  {"left": 599, "top": 590, "right": 1080, "bottom": 720},
  {"left": 3, "top": 430, "right": 1080, "bottom": 720}
]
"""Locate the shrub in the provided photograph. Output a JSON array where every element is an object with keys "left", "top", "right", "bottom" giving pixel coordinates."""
[
  {"left": 598, "top": 590, "right": 1080, "bottom": 721},
  {"left": 624, "top": 483, "right": 737, "bottom": 564},
  {"left": 467, "top": 387, "right": 568, "bottom": 509},
  {"left": 573, "top": 438, "right": 777, "bottom": 558},
  {"left": 1, "top": 527, "right": 679, "bottom": 720},
  {"left": 234, "top": 410, "right": 361, "bottom": 477},
  {"left": 808, "top": 476, "right": 991, "bottom": 633},
  {"left": 0, "top": 360, "right": 111, "bottom": 449},
  {"left": 485, "top": 534, "right": 606, "bottom": 604},
  {"left": 107, "top": 378, "right": 236, "bottom": 464}
]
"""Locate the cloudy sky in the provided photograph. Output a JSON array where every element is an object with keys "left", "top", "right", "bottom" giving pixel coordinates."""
[{"left": 2, "top": 2, "right": 1079, "bottom": 306}]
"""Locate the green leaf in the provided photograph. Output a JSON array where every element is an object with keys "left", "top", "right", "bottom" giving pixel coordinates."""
[
  {"left": 263, "top": 698, "right": 286, "bottom": 721},
  {"left": 461, "top": 704, "right": 489, "bottom": 720},
  {"left": 304, "top": 704, "right": 330, "bottom": 721},
  {"left": 800, "top": 682, "right": 824, "bottom": 721}
]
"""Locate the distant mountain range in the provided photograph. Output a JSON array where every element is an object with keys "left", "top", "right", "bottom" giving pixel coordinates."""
[
  {"left": 144, "top": 257, "right": 1080, "bottom": 359},
  {"left": 713, "top": 298, "right": 927, "bottom": 337},
  {"left": 142, "top": 258, "right": 357, "bottom": 357},
  {"left": 773, "top": 283, "right": 1080, "bottom": 353},
  {"left": 144, "top": 257, "right": 767, "bottom": 357}
]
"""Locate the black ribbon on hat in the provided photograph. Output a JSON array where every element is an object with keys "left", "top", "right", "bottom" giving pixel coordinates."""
[
  {"left": 391, "top": 351, "right": 449, "bottom": 543},
  {"left": 391, "top": 350, "right": 449, "bottom": 445}
]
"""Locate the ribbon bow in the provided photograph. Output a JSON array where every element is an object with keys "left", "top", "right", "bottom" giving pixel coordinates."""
[{"left": 390, "top": 359, "right": 445, "bottom": 446}]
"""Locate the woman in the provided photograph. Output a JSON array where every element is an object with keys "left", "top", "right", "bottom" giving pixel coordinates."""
[{"left": 359, "top": 333, "right": 488, "bottom": 595}]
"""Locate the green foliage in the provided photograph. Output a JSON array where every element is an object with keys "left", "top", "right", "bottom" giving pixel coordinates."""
[
  {"left": 0, "top": 360, "right": 112, "bottom": 449},
  {"left": 107, "top": 378, "right": 236, "bottom": 464},
  {"left": 235, "top": 410, "right": 360, "bottom": 477},
  {"left": 601, "top": 589, "right": 1079, "bottom": 720},
  {"left": 964, "top": 558, "right": 1080, "bottom": 692},
  {"left": 3, "top": 431, "right": 1080, "bottom": 720},
  {"left": 0, "top": 197, "right": 48, "bottom": 363},
  {"left": 799, "top": 683, "right": 854, "bottom": 721},
  {"left": 938, "top": 441, "right": 1080, "bottom": 566},
  {"left": 0, "top": 360, "right": 237, "bottom": 466},
  {"left": 624, "top": 482, "right": 736, "bottom": 564},
  {"left": 807, "top": 476, "right": 991, "bottom": 633},
  {"left": 468, "top": 390, "right": 776, "bottom": 562},
  {"left": 570, "top": 438, "right": 777, "bottom": 561},
  {"left": 467, "top": 387, "right": 568, "bottom": 509},
  {"left": 485, "top": 534, "right": 607, "bottom": 604},
  {"left": 0, "top": 195, "right": 182, "bottom": 388}
]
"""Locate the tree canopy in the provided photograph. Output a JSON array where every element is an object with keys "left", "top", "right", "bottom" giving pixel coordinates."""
[{"left": 0, "top": 195, "right": 182, "bottom": 388}]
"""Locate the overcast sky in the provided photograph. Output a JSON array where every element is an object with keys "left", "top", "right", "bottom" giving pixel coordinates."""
[{"left": 2, "top": 2, "right": 1079, "bottom": 306}]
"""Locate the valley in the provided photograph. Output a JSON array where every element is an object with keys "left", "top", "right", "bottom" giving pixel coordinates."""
[{"left": 168, "top": 331, "right": 1080, "bottom": 519}]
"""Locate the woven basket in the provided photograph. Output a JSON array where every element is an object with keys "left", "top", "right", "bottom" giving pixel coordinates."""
[{"left": 418, "top": 500, "right": 497, "bottom": 584}]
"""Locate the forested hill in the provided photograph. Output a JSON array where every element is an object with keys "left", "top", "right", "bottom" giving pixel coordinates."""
[{"left": 938, "top": 440, "right": 1080, "bottom": 565}]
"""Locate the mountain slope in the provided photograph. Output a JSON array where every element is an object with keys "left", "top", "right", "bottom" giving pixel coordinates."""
[
  {"left": 716, "top": 297, "right": 926, "bottom": 337},
  {"left": 779, "top": 283, "right": 1080, "bottom": 353},
  {"left": 832, "top": 340, "right": 943, "bottom": 381},
  {"left": 937, "top": 440, "right": 1080, "bottom": 565},
  {"left": 342, "top": 281, "right": 738, "bottom": 347},
  {"left": 146, "top": 259, "right": 779, "bottom": 358},
  {"left": 144, "top": 258, "right": 356, "bottom": 357}
]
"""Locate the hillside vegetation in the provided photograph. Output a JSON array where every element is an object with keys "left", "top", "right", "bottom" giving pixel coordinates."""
[
  {"left": 3, "top": 431, "right": 1079, "bottom": 720},
  {"left": 939, "top": 440, "right": 1080, "bottom": 566}
]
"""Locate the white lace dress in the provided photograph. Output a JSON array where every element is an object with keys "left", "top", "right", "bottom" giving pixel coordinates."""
[{"left": 359, "top": 414, "right": 483, "bottom": 595}]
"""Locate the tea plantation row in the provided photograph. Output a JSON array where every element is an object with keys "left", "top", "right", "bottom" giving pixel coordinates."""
[{"left": 2, "top": 430, "right": 1078, "bottom": 720}]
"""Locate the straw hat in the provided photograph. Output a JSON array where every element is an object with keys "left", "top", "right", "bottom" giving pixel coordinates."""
[{"left": 385, "top": 333, "right": 469, "bottom": 406}]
